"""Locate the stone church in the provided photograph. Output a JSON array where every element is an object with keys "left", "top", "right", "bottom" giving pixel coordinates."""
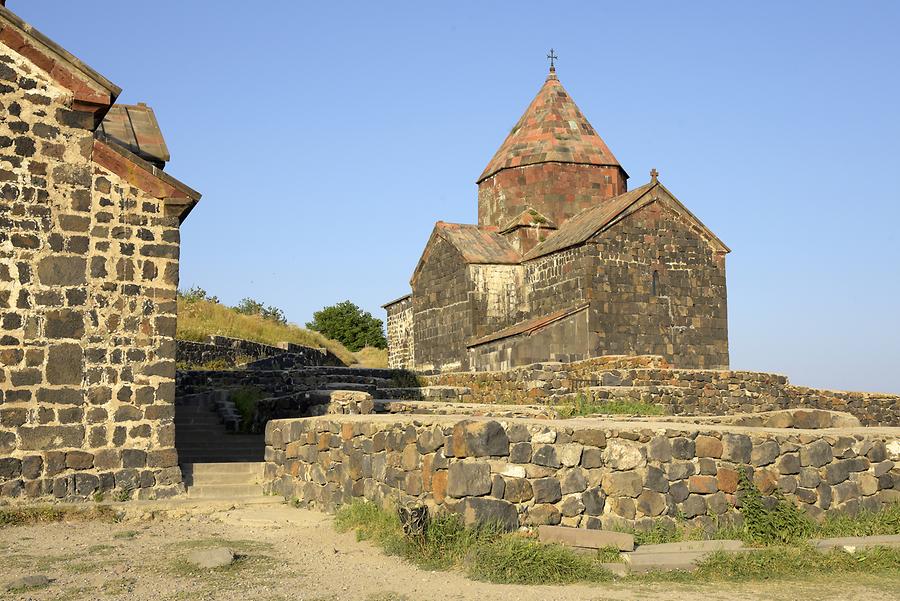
[{"left": 385, "top": 64, "right": 730, "bottom": 373}]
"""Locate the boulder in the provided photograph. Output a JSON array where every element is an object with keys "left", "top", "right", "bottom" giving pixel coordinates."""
[{"left": 187, "top": 547, "right": 234, "bottom": 569}]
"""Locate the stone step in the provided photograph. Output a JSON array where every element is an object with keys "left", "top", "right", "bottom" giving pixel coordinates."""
[
  {"left": 538, "top": 525, "right": 634, "bottom": 551},
  {"left": 631, "top": 540, "right": 745, "bottom": 554},
  {"left": 813, "top": 534, "right": 900, "bottom": 551},
  {"left": 179, "top": 456, "right": 264, "bottom": 463},
  {"left": 185, "top": 483, "right": 265, "bottom": 499},
  {"left": 324, "top": 382, "right": 375, "bottom": 392},
  {"left": 184, "top": 471, "right": 262, "bottom": 486}
]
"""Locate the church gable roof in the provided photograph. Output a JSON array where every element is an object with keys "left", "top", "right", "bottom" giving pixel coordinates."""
[
  {"left": 409, "top": 222, "right": 521, "bottom": 286},
  {"left": 98, "top": 103, "right": 170, "bottom": 167},
  {"left": 523, "top": 180, "right": 728, "bottom": 261},
  {"left": 499, "top": 207, "right": 557, "bottom": 233},
  {"left": 477, "top": 69, "right": 622, "bottom": 183}
]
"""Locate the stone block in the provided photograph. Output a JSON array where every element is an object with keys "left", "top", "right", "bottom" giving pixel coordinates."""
[
  {"left": 647, "top": 436, "right": 673, "bottom": 462},
  {"left": 525, "top": 504, "right": 561, "bottom": 526},
  {"left": 558, "top": 443, "right": 583, "bottom": 467},
  {"left": 451, "top": 420, "right": 509, "bottom": 457},
  {"left": 695, "top": 435, "right": 723, "bottom": 458},
  {"left": 560, "top": 468, "right": 588, "bottom": 494},
  {"left": 455, "top": 497, "right": 518, "bottom": 530},
  {"left": 636, "top": 489, "right": 667, "bottom": 516},
  {"left": 148, "top": 449, "right": 178, "bottom": 468},
  {"left": 776, "top": 453, "right": 801, "bottom": 475},
  {"left": 751, "top": 440, "right": 780, "bottom": 467},
  {"left": 572, "top": 429, "right": 606, "bottom": 448},
  {"left": 19, "top": 426, "right": 84, "bottom": 450},
  {"left": 503, "top": 477, "right": 533, "bottom": 502},
  {"left": 46, "top": 343, "right": 83, "bottom": 385},
  {"left": 447, "top": 461, "right": 491, "bottom": 498},
  {"left": 689, "top": 475, "right": 718, "bottom": 494},
  {"left": 582, "top": 486, "right": 606, "bottom": 515},
  {"left": 800, "top": 440, "right": 833, "bottom": 468},
  {"left": 602, "top": 471, "right": 642, "bottom": 498},
  {"left": 721, "top": 434, "right": 751, "bottom": 463},
  {"left": 531, "top": 444, "right": 560, "bottom": 468},
  {"left": 37, "top": 256, "right": 86, "bottom": 286},
  {"left": 532, "top": 477, "right": 562, "bottom": 503},
  {"left": 716, "top": 467, "right": 739, "bottom": 494},
  {"left": 602, "top": 439, "right": 646, "bottom": 470}
]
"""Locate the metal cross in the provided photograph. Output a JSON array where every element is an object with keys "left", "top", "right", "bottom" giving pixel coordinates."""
[{"left": 547, "top": 49, "right": 558, "bottom": 69}]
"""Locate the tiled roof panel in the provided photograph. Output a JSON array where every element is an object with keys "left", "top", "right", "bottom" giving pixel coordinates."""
[
  {"left": 467, "top": 303, "right": 590, "bottom": 347},
  {"left": 98, "top": 104, "right": 170, "bottom": 166},
  {"left": 436, "top": 222, "right": 521, "bottom": 264},
  {"left": 478, "top": 71, "right": 621, "bottom": 183},
  {"left": 523, "top": 182, "right": 655, "bottom": 260},
  {"left": 499, "top": 207, "right": 558, "bottom": 233}
]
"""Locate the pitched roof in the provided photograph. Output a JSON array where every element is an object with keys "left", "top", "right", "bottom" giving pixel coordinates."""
[
  {"left": 523, "top": 180, "right": 729, "bottom": 261},
  {"left": 468, "top": 303, "right": 589, "bottom": 348},
  {"left": 499, "top": 207, "right": 557, "bottom": 234},
  {"left": 477, "top": 69, "right": 622, "bottom": 183},
  {"left": 435, "top": 222, "right": 521, "bottom": 264},
  {"left": 98, "top": 104, "right": 170, "bottom": 167}
]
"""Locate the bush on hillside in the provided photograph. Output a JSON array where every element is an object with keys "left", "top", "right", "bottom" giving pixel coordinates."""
[
  {"left": 306, "top": 300, "right": 387, "bottom": 352},
  {"left": 234, "top": 297, "right": 287, "bottom": 325}
]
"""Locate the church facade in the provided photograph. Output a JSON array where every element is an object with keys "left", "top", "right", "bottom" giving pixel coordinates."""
[{"left": 385, "top": 66, "right": 729, "bottom": 373}]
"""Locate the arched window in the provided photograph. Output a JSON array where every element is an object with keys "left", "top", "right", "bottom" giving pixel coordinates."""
[{"left": 652, "top": 270, "right": 660, "bottom": 297}]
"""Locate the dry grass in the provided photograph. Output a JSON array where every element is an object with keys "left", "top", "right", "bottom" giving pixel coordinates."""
[
  {"left": 177, "top": 297, "right": 356, "bottom": 365},
  {"left": 353, "top": 346, "right": 389, "bottom": 368}
]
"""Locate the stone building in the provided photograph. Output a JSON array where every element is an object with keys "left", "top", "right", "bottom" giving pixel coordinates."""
[
  {"left": 385, "top": 65, "right": 729, "bottom": 373},
  {"left": 0, "top": 5, "right": 200, "bottom": 499}
]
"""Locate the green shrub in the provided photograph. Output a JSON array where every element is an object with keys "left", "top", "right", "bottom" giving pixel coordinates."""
[
  {"left": 230, "top": 387, "right": 264, "bottom": 432},
  {"left": 738, "top": 472, "right": 813, "bottom": 545}
]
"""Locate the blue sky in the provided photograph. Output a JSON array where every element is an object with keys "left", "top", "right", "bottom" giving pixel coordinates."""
[{"left": 15, "top": 1, "right": 899, "bottom": 392}]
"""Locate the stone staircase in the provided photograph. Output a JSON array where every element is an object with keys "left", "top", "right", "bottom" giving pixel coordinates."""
[
  {"left": 182, "top": 462, "right": 266, "bottom": 499},
  {"left": 174, "top": 394, "right": 265, "bottom": 463}
]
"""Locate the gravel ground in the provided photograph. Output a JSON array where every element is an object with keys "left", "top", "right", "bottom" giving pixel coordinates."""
[{"left": 0, "top": 502, "right": 896, "bottom": 601}]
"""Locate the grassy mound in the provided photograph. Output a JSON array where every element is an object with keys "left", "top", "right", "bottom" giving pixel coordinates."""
[{"left": 177, "top": 297, "right": 356, "bottom": 365}]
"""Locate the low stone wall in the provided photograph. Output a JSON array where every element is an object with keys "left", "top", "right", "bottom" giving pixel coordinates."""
[
  {"left": 421, "top": 356, "right": 668, "bottom": 403},
  {"left": 264, "top": 414, "right": 900, "bottom": 532},
  {"left": 176, "top": 336, "right": 341, "bottom": 370},
  {"left": 417, "top": 358, "right": 900, "bottom": 427}
]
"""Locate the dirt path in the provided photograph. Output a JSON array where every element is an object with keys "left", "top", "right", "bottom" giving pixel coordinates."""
[{"left": 0, "top": 502, "right": 895, "bottom": 601}]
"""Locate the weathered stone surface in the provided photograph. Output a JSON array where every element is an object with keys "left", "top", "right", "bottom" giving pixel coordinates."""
[
  {"left": 37, "top": 256, "right": 86, "bottom": 286},
  {"left": 689, "top": 475, "right": 717, "bottom": 494},
  {"left": 502, "top": 478, "right": 533, "bottom": 502},
  {"left": 695, "top": 435, "right": 723, "bottom": 458},
  {"left": 602, "top": 439, "right": 646, "bottom": 470},
  {"left": 721, "top": 434, "right": 751, "bottom": 463},
  {"left": 532, "top": 477, "right": 562, "bottom": 503},
  {"left": 681, "top": 494, "right": 708, "bottom": 518},
  {"left": 636, "top": 489, "right": 667, "bottom": 516},
  {"left": 775, "top": 453, "right": 801, "bottom": 475},
  {"left": 751, "top": 440, "right": 780, "bottom": 466},
  {"left": 647, "top": 436, "right": 673, "bottom": 462},
  {"left": 447, "top": 461, "right": 491, "bottom": 497},
  {"left": 801, "top": 440, "right": 833, "bottom": 468},
  {"left": 538, "top": 525, "right": 634, "bottom": 551},
  {"left": 531, "top": 444, "right": 560, "bottom": 468},
  {"left": 456, "top": 497, "right": 518, "bottom": 530},
  {"left": 559, "top": 468, "right": 587, "bottom": 494},
  {"left": 602, "top": 471, "right": 642, "bottom": 498},
  {"left": 187, "top": 547, "right": 234, "bottom": 569},
  {"left": 525, "top": 503, "right": 561, "bottom": 526},
  {"left": 451, "top": 420, "right": 508, "bottom": 457},
  {"left": 582, "top": 486, "right": 606, "bottom": 515}
]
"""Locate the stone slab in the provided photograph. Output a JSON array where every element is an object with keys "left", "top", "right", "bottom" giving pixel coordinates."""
[
  {"left": 537, "top": 525, "right": 635, "bottom": 551},
  {"left": 813, "top": 535, "right": 900, "bottom": 551},
  {"left": 631, "top": 539, "right": 745, "bottom": 554}
]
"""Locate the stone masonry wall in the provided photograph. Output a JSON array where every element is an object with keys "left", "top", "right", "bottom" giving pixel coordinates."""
[
  {"left": 0, "top": 49, "right": 181, "bottom": 499},
  {"left": 477, "top": 163, "right": 627, "bottom": 230},
  {"left": 385, "top": 297, "right": 413, "bottom": 370},
  {"left": 586, "top": 200, "right": 728, "bottom": 369},
  {"left": 176, "top": 336, "right": 338, "bottom": 370},
  {"left": 265, "top": 414, "right": 900, "bottom": 531}
]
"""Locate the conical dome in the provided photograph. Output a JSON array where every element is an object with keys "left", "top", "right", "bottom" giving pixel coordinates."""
[{"left": 478, "top": 70, "right": 622, "bottom": 183}]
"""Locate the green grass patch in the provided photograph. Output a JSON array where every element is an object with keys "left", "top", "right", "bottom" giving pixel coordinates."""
[
  {"left": 229, "top": 387, "right": 265, "bottom": 432},
  {"left": 113, "top": 529, "right": 141, "bottom": 540},
  {"left": 555, "top": 393, "right": 665, "bottom": 417},
  {"left": 634, "top": 545, "right": 900, "bottom": 583},
  {"left": 0, "top": 505, "right": 118, "bottom": 528},
  {"left": 334, "top": 500, "right": 613, "bottom": 584}
]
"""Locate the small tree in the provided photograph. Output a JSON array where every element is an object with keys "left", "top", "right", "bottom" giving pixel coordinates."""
[
  {"left": 234, "top": 297, "right": 287, "bottom": 325},
  {"left": 306, "top": 300, "right": 386, "bottom": 351}
]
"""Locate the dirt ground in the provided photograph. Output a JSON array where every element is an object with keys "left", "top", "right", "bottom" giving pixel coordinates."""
[{"left": 0, "top": 501, "right": 896, "bottom": 601}]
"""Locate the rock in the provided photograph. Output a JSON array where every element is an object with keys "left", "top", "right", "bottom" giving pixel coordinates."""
[
  {"left": 775, "top": 453, "right": 800, "bottom": 475},
  {"left": 716, "top": 467, "right": 740, "bottom": 494},
  {"left": 582, "top": 486, "right": 606, "bottom": 515},
  {"left": 721, "top": 434, "right": 752, "bottom": 463},
  {"left": 447, "top": 461, "right": 491, "bottom": 497},
  {"left": 695, "top": 435, "right": 722, "bottom": 458},
  {"left": 6, "top": 575, "right": 50, "bottom": 591},
  {"left": 751, "top": 440, "right": 780, "bottom": 467},
  {"left": 636, "top": 489, "right": 667, "bottom": 516},
  {"left": 855, "top": 473, "right": 879, "bottom": 496},
  {"left": 187, "top": 547, "right": 234, "bottom": 569},
  {"left": 509, "top": 442, "right": 532, "bottom": 463},
  {"left": 451, "top": 420, "right": 509, "bottom": 457},
  {"left": 800, "top": 440, "right": 833, "bottom": 468},
  {"left": 798, "top": 467, "right": 821, "bottom": 488},
  {"left": 502, "top": 478, "right": 533, "bottom": 503},
  {"left": 608, "top": 496, "right": 636, "bottom": 519},
  {"left": 666, "top": 461, "right": 695, "bottom": 481},
  {"left": 525, "top": 503, "right": 561, "bottom": 526},
  {"left": 793, "top": 410, "right": 831, "bottom": 429},
  {"left": 581, "top": 448, "right": 603, "bottom": 468},
  {"left": 602, "top": 439, "right": 646, "bottom": 470},
  {"left": 572, "top": 429, "right": 606, "bottom": 448},
  {"left": 824, "top": 460, "right": 851, "bottom": 485},
  {"left": 558, "top": 444, "right": 583, "bottom": 467},
  {"left": 538, "top": 525, "right": 634, "bottom": 551},
  {"left": 689, "top": 475, "right": 718, "bottom": 494},
  {"left": 532, "top": 477, "right": 562, "bottom": 503},
  {"left": 456, "top": 497, "right": 519, "bottom": 530},
  {"left": 417, "top": 426, "right": 445, "bottom": 453},
  {"left": 500, "top": 464, "right": 526, "bottom": 478},
  {"left": 671, "top": 437, "right": 695, "bottom": 460},
  {"left": 531, "top": 444, "right": 560, "bottom": 468},
  {"left": 560, "top": 468, "right": 588, "bottom": 494},
  {"left": 647, "top": 436, "right": 673, "bottom": 462},
  {"left": 559, "top": 494, "right": 585, "bottom": 517},
  {"left": 669, "top": 480, "right": 689, "bottom": 503},
  {"left": 706, "top": 492, "right": 729, "bottom": 515},
  {"left": 680, "top": 494, "right": 707, "bottom": 518},
  {"left": 644, "top": 465, "right": 669, "bottom": 493},
  {"left": 532, "top": 430, "right": 557, "bottom": 444},
  {"left": 602, "top": 471, "right": 642, "bottom": 498}
]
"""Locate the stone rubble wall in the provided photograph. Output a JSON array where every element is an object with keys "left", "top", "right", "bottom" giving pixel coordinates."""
[
  {"left": 384, "top": 296, "right": 413, "bottom": 370},
  {"left": 264, "top": 415, "right": 900, "bottom": 532},
  {"left": 0, "top": 49, "right": 182, "bottom": 500},
  {"left": 176, "top": 336, "right": 341, "bottom": 370}
]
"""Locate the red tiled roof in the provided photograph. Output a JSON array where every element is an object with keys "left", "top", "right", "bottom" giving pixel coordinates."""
[
  {"left": 98, "top": 103, "right": 170, "bottom": 167},
  {"left": 435, "top": 222, "right": 521, "bottom": 264},
  {"left": 478, "top": 70, "right": 622, "bottom": 183}
]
